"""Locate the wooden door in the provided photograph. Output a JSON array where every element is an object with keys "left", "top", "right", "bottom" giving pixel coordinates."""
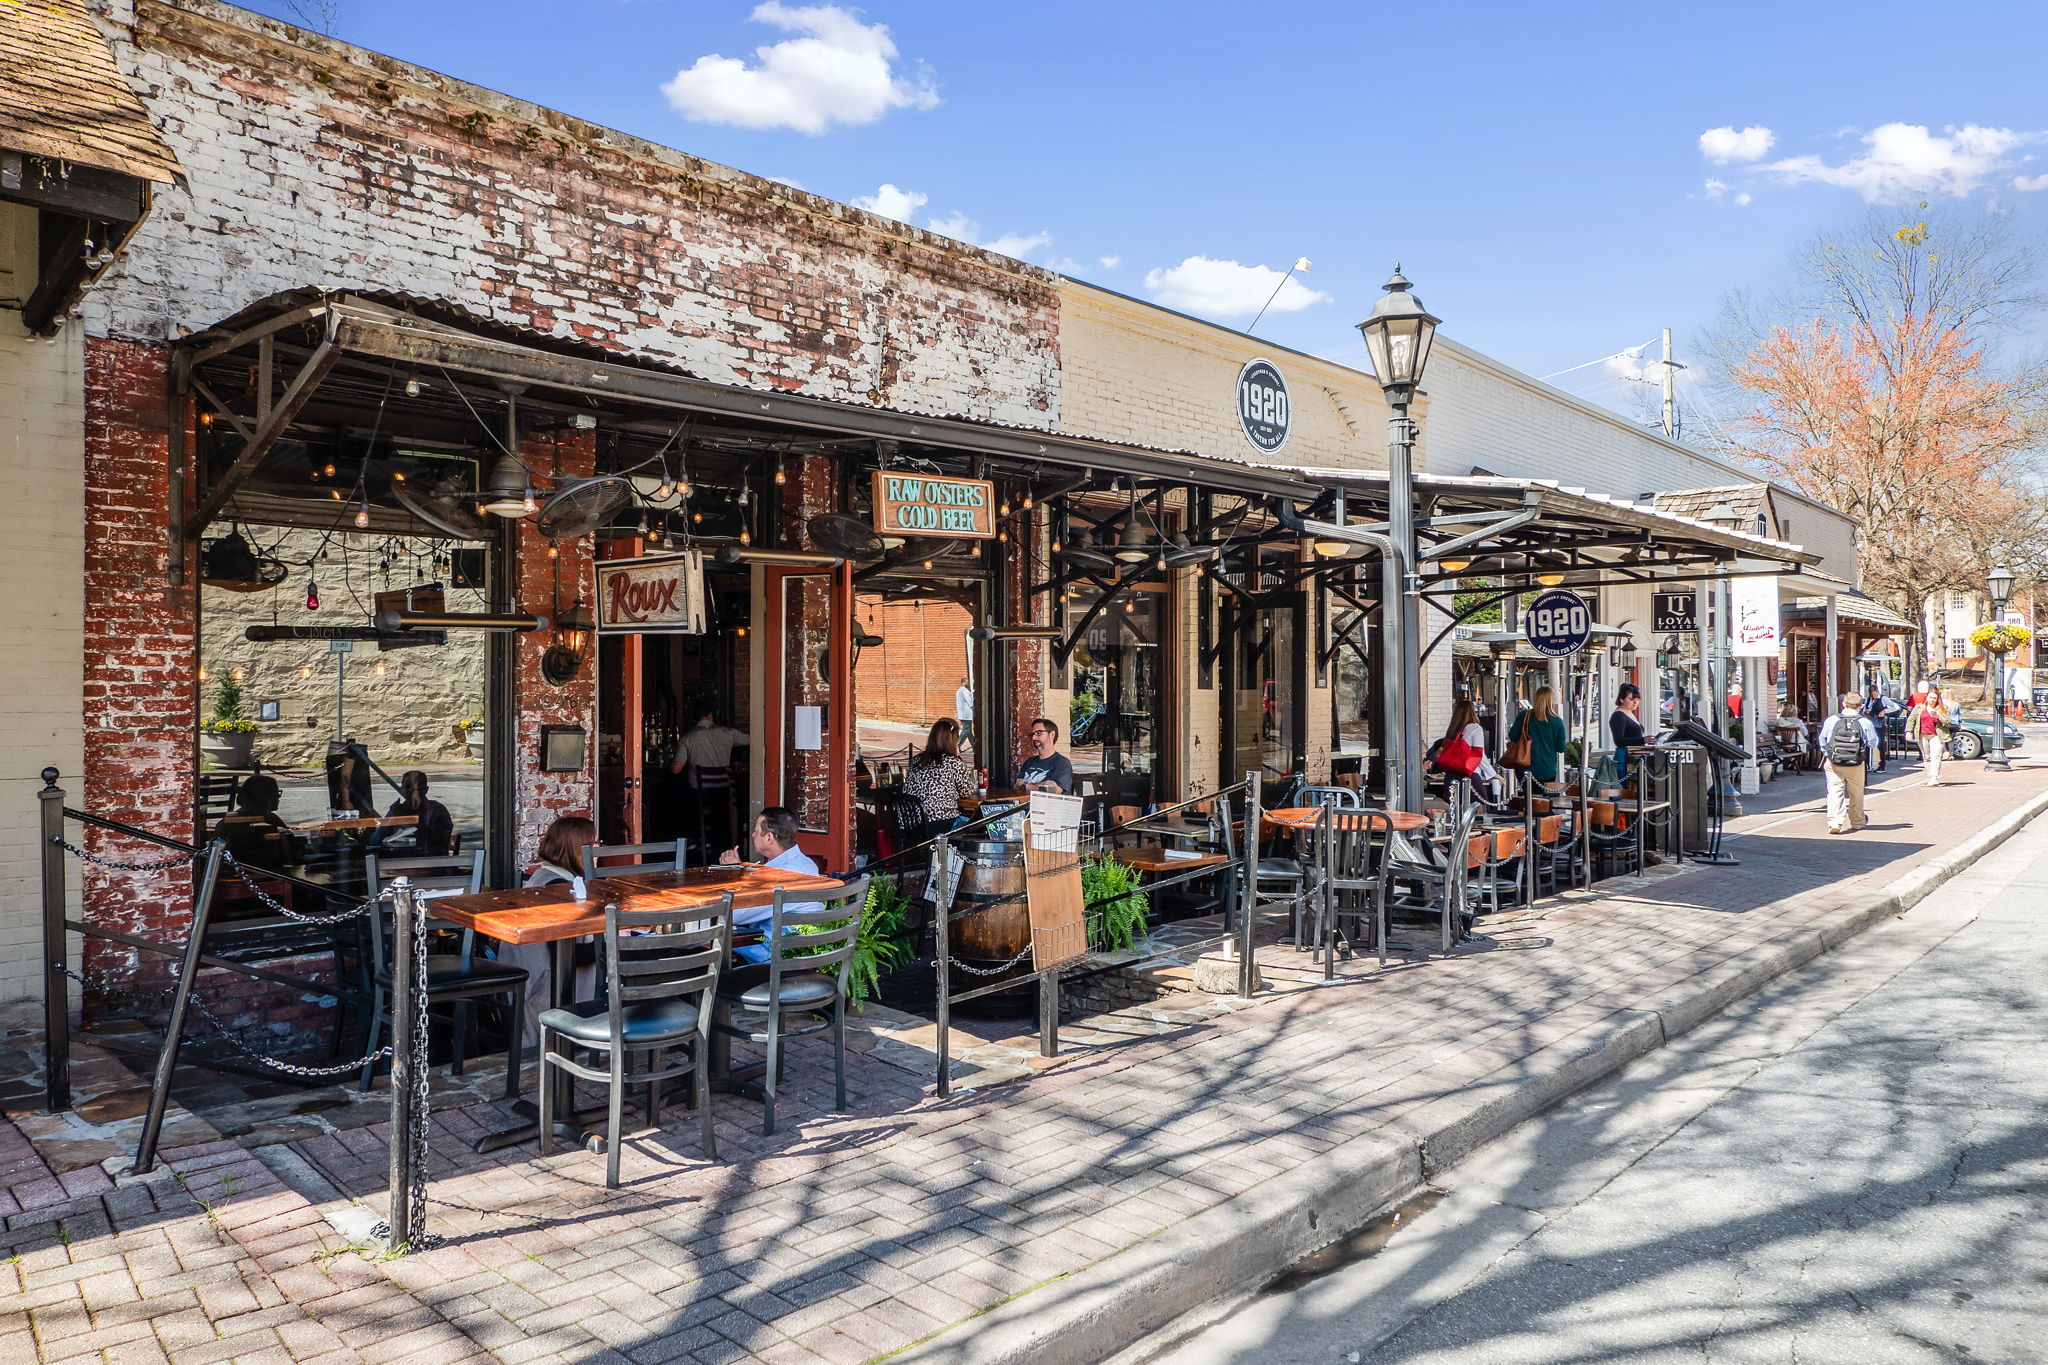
[{"left": 760, "top": 561, "right": 854, "bottom": 869}]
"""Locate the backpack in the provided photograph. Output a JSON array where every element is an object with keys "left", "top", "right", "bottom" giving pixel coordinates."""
[{"left": 1826, "top": 715, "right": 1867, "bottom": 767}]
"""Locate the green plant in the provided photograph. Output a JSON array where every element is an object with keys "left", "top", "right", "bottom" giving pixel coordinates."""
[
  {"left": 1070, "top": 690, "right": 1100, "bottom": 732},
  {"left": 1082, "top": 856, "right": 1149, "bottom": 952},
  {"left": 201, "top": 674, "right": 257, "bottom": 735},
  {"left": 793, "top": 878, "right": 912, "bottom": 1011},
  {"left": 457, "top": 711, "right": 486, "bottom": 733}
]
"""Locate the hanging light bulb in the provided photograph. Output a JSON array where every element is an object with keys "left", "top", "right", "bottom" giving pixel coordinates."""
[
  {"left": 773, "top": 457, "right": 787, "bottom": 486},
  {"left": 305, "top": 578, "right": 319, "bottom": 610},
  {"left": 653, "top": 476, "right": 676, "bottom": 501},
  {"left": 404, "top": 377, "right": 422, "bottom": 398},
  {"left": 299, "top": 664, "right": 311, "bottom": 679},
  {"left": 692, "top": 511, "right": 704, "bottom": 524},
  {"left": 738, "top": 525, "right": 752, "bottom": 545},
  {"left": 374, "top": 661, "right": 387, "bottom": 677},
  {"left": 676, "top": 478, "right": 691, "bottom": 501},
  {"left": 233, "top": 667, "right": 245, "bottom": 682},
  {"left": 546, "top": 544, "right": 559, "bottom": 559},
  {"left": 197, "top": 664, "right": 207, "bottom": 681},
  {"left": 323, "top": 461, "right": 336, "bottom": 477},
  {"left": 330, "top": 488, "right": 343, "bottom": 501},
  {"left": 522, "top": 486, "right": 539, "bottom": 515},
  {"left": 392, "top": 470, "right": 405, "bottom": 483},
  {"left": 354, "top": 500, "right": 370, "bottom": 529},
  {"left": 1022, "top": 490, "right": 1034, "bottom": 511},
  {"left": 999, "top": 499, "right": 1011, "bottom": 516},
  {"left": 1052, "top": 538, "right": 1063, "bottom": 553}
]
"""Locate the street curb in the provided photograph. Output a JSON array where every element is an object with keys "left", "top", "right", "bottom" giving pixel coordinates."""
[{"left": 887, "top": 783, "right": 2048, "bottom": 1365}]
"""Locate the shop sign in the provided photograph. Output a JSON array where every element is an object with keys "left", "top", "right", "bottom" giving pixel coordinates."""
[
  {"left": 870, "top": 472, "right": 994, "bottom": 538},
  {"left": 597, "top": 551, "right": 707, "bottom": 635},
  {"left": 1653, "top": 590, "right": 1697, "bottom": 633},
  {"left": 1236, "top": 358, "right": 1291, "bottom": 454},
  {"left": 1729, "top": 575, "right": 1780, "bottom": 657},
  {"left": 1525, "top": 589, "right": 1592, "bottom": 658}
]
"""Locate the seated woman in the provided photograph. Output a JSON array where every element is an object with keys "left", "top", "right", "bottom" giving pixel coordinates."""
[
  {"left": 385, "top": 770, "right": 454, "bottom": 856},
  {"left": 502, "top": 815, "right": 598, "bottom": 1046},
  {"left": 904, "top": 718, "right": 978, "bottom": 844},
  {"left": 212, "top": 774, "right": 294, "bottom": 865}
]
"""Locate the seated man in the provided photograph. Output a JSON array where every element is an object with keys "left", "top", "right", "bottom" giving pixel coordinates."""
[
  {"left": 212, "top": 774, "right": 294, "bottom": 866},
  {"left": 719, "top": 806, "right": 824, "bottom": 963},
  {"left": 1017, "top": 716, "right": 1075, "bottom": 794}
]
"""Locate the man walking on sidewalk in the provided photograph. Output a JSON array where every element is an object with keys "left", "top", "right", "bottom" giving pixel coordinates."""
[{"left": 1821, "top": 692, "right": 1882, "bottom": 834}]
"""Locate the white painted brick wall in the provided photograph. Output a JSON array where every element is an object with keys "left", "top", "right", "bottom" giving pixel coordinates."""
[{"left": 0, "top": 310, "right": 87, "bottom": 1003}]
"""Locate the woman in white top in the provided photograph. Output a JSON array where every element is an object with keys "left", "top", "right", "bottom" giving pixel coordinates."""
[
  {"left": 1436, "top": 697, "right": 1501, "bottom": 794},
  {"left": 504, "top": 815, "right": 596, "bottom": 1047}
]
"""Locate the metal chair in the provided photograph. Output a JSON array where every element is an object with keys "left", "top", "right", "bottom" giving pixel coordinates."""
[
  {"left": 1382, "top": 794, "right": 1480, "bottom": 955},
  {"left": 1310, "top": 808, "right": 1393, "bottom": 977},
  {"left": 711, "top": 876, "right": 872, "bottom": 1135},
  {"left": 1587, "top": 801, "right": 1639, "bottom": 880},
  {"left": 1533, "top": 814, "right": 1575, "bottom": 895},
  {"left": 538, "top": 895, "right": 727, "bottom": 1188},
  {"left": 1258, "top": 785, "right": 1355, "bottom": 939},
  {"left": 581, "top": 837, "right": 690, "bottom": 878},
  {"left": 1295, "top": 785, "right": 1362, "bottom": 810},
  {"left": 360, "top": 851, "right": 526, "bottom": 1095},
  {"left": 1468, "top": 827, "right": 1528, "bottom": 914}
]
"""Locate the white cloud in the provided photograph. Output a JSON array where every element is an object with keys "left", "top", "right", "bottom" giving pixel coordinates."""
[
  {"left": 1765, "top": 123, "right": 2039, "bottom": 201},
  {"left": 766, "top": 174, "right": 805, "bottom": 190},
  {"left": 661, "top": 3, "right": 939, "bottom": 134},
  {"left": 1098, "top": 255, "right": 1121, "bottom": 269},
  {"left": 2015, "top": 173, "right": 2048, "bottom": 191},
  {"left": 923, "top": 211, "right": 1051, "bottom": 261},
  {"left": 1142, "top": 256, "right": 1329, "bottom": 319},
  {"left": 1702, "top": 177, "right": 1730, "bottom": 199},
  {"left": 1699, "top": 125, "right": 1776, "bottom": 163},
  {"left": 1735, "top": 191, "right": 1753, "bottom": 206},
  {"left": 852, "top": 182, "right": 927, "bottom": 220}
]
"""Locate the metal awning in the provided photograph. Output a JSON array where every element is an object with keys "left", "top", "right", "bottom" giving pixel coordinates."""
[{"left": 175, "top": 294, "right": 1320, "bottom": 539}]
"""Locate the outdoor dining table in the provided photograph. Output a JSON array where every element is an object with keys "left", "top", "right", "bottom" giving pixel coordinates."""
[
  {"left": 1113, "top": 843, "right": 1238, "bottom": 924},
  {"left": 296, "top": 814, "right": 416, "bottom": 835},
  {"left": 431, "top": 863, "right": 845, "bottom": 1152}
]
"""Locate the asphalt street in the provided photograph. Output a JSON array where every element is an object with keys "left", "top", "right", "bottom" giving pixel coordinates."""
[{"left": 1136, "top": 803, "right": 2048, "bottom": 1365}]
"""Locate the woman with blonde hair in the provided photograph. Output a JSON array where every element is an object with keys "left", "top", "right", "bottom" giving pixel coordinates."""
[
  {"left": 1907, "top": 685, "right": 1955, "bottom": 786},
  {"left": 1510, "top": 686, "right": 1570, "bottom": 789}
]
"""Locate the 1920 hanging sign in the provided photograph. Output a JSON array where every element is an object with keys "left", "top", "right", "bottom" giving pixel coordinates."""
[
  {"left": 1653, "top": 590, "right": 1698, "bottom": 633},
  {"left": 1236, "top": 358, "right": 1291, "bottom": 454},
  {"left": 597, "top": 551, "right": 707, "bottom": 634},
  {"left": 870, "top": 472, "right": 995, "bottom": 538}
]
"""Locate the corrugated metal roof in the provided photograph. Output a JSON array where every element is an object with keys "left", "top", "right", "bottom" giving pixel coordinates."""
[{"left": 0, "top": 0, "right": 180, "bottom": 182}]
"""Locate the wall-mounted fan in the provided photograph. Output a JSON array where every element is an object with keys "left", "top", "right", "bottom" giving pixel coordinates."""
[
  {"left": 535, "top": 475, "right": 637, "bottom": 541},
  {"left": 394, "top": 477, "right": 493, "bottom": 540},
  {"left": 1056, "top": 526, "right": 1117, "bottom": 577},
  {"left": 200, "top": 529, "right": 290, "bottom": 592},
  {"left": 810, "top": 512, "right": 885, "bottom": 562}
]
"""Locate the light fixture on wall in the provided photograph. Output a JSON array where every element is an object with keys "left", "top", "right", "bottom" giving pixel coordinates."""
[
  {"left": 1440, "top": 557, "right": 1472, "bottom": 573},
  {"left": 541, "top": 601, "right": 596, "bottom": 686},
  {"left": 1535, "top": 570, "right": 1566, "bottom": 587},
  {"left": 480, "top": 452, "right": 531, "bottom": 518}
]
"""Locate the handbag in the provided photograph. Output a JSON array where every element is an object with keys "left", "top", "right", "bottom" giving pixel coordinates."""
[
  {"left": 1437, "top": 733, "right": 1484, "bottom": 778},
  {"left": 1501, "top": 716, "right": 1533, "bottom": 771}
]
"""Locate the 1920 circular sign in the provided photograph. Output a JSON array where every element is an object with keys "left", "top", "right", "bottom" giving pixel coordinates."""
[
  {"left": 1525, "top": 589, "right": 1593, "bottom": 658},
  {"left": 1236, "top": 358, "right": 1291, "bottom": 454}
]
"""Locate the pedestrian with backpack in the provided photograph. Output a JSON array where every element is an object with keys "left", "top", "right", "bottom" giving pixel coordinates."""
[{"left": 1819, "top": 692, "right": 1882, "bottom": 834}]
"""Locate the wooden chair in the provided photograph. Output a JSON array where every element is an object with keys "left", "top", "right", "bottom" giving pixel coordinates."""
[
  {"left": 1468, "top": 827, "right": 1527, "bottom": 914},
  {"left": 538, "top": 895, "right": 727, "bottom": 1188}
]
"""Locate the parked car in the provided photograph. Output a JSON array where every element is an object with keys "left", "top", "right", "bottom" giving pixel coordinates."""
[{"left": 1949, "top": 716, "right": 2026, "bottom": 760}]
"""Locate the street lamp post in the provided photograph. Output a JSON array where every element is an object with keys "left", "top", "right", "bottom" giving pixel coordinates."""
[
  {"left": 1358, "top": 267, "right": 1440, "bottom": 812},
  {"left": 1987, "top": 564, "right": 2015, "bottom": 772}
]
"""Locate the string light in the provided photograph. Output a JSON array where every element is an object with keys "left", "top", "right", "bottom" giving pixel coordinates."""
[
  {"left": 773, "top": 456, "right": 787, "bottom": 486},
  {"left": 323, "top": 462, "right": 335, "bottom": 477},
  {"left": 1022, "top": 490, "right": 1034, "bottom": 510},
  {"left": 522, "top": 488, "right": 539, "bottom": 515},
  {"left": 197, "top": 665, "right": 207, "bottom": 681},
  {"left": 329, "top": 488, "right": 342, "bottom": 501},
  {"left": 305, "top": 577, "right": 319, "bottom": 610},
  {"left": 299, "top": 664, "right": 311, "bottom": 678},
  {"left": 354, "top": 500, "right": 370, "bottom": 529},
  {"left": 404, "top": 377, "right": 422, "bottom": 398},
  {"left": 374, "top": 661, "right": 387, "bottom": 677},
  {"left": 232, "top": 668, "right": 245, "bottom": 682},
  {"left": 547, "top": 544, "right": 559, "bottom": 559}
]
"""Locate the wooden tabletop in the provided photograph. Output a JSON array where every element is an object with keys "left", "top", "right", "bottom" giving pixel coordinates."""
[
  {"left": 959, "top": 790, "right": 1027, "bottom": 812},
  {"left": 1264, "top": 807, "right": 1430, "bottom": 832},
  {"left": 297, "top": 815, "right": 417, "bottom": 835},
  {"left": 431, "top": 865, "right": 846, "bottom": 945},
  {"left": 1115, "top": 844, "right": 1231, "bottom": 874}
]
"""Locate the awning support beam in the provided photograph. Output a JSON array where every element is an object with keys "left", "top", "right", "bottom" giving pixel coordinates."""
[{"left": 184, "top": 313, "right": 342, "bottom": 539}]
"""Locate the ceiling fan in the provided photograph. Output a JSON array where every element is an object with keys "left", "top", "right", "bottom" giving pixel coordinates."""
[
  {"left": 393, "top": 475, "right": 493, "bottom": 540},
  {"left": 809, "top": 512, "right": 886, "bottom": 562},
  {"left": 535, "top": 475, "right": 637, "bottom": 541}
]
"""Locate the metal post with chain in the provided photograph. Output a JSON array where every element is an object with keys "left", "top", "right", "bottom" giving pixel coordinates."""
[{"left": 379, "top": 878, "right": 434, "bottom": 1251}]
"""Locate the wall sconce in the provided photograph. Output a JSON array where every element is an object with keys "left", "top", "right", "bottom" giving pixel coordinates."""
[{"left": 542, "top": 601, "right": 595, "bottom": 686}]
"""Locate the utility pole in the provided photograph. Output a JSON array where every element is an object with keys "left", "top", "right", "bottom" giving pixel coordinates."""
[{"left": 1661, "top": 328, "right": 1679, "bottom": 440}]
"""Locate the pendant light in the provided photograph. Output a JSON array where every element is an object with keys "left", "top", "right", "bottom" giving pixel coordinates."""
[{"left": 1113, "top": 483, "right": 1149, "bottom": 564}]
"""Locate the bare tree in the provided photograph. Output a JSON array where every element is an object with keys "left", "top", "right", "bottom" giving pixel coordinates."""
[{"left": 278, "top": 0, "right": 341, "bottom": 36}]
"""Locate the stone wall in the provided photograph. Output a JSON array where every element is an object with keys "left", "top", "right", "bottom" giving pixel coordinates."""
[{"left": 199, "top": 526, "right": 485, "bottom": 770}]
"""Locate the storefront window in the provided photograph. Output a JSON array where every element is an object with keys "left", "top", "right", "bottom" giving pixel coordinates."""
[
  {"left": 1065, "top": 582, "right": 1164, "bottom": 804},
  {"left": 197, "top": 525, "right": 489, "bottom": 912}
]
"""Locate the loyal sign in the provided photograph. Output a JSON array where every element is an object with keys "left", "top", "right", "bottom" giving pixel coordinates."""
[{"left": 871, "top": 472, "right": 994, "bottom": 538}]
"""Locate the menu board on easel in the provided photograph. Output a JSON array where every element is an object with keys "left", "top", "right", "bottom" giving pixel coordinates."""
[{"left": 1023, "top": 793, "right": 1087, "bottom": 970}]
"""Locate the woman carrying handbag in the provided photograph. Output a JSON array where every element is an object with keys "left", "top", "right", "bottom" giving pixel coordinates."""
[{"left": 1906, "top": 685, "right": 1955, "bottom": 787}]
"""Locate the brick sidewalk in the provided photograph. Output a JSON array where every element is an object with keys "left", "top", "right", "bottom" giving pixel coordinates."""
[{"left": 7, "top": 756, "right": 2043, "bottom": 1365}]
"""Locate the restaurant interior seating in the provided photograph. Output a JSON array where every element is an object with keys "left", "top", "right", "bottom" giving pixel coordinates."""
[
  {"left": 538, "top": 897, "right": 729, "bottom": 1188},
  {"left": 359, "top": 851, "right": 526, "bottom": 1097},
  {"left": 710, "top": 877, "right": 871, "bottom": 1136}
]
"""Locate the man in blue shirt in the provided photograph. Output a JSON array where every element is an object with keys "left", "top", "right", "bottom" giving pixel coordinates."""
[
  {"left": 718, "top": 806, "right": 823, "bottom": 962},
  {"left": 1017, "top": 717, "right": 1075, "bottom": 794},
  {"left": 1818, "top": 693, "right": 1882, "bottom": 834}
]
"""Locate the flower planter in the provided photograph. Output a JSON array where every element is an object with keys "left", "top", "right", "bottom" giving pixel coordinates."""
[
  {"left": 464, "top": 730, "right": 486, "bottom": 761},
  {"left": 200, "top": 731, "right": 255, "bottom": 768}
]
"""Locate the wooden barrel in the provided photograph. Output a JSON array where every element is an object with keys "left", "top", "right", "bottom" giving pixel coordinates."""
[{"left": 950, "top": 836, "right": 1031, "bottom": 963}]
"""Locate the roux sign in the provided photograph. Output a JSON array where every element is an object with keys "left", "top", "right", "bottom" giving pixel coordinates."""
[
  {"left": 596, "top": 550, "right": 707, "bottom": 635},
  {"left": 1236, "top": 358, "right": 1291, "bottom": 454},
  {"left": 870, "top": 471, "right": 994, "bottom": 538}
]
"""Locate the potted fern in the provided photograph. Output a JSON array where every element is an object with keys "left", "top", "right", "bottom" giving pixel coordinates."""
[
  {"left": 1082, "top": 855, "right": 1150, "bottom": 953},
  {"left": 199, "top": 673, "right": 258, "bottom": 768},
  {"left": 794, "top": 877, "right": 913, "bottom": 1012}
]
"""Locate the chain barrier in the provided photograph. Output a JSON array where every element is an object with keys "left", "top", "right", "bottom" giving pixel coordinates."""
[
  {"left": 55, "top": 963, "right": 394, "bottom": 1078},
  {"left": 217, "top": 848, "right": 375, "bottom": 926},
  {"left": 54, "top": 838, "right": 192, "bottom": 873}
]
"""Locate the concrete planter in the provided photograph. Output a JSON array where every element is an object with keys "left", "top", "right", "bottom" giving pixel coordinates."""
[
  {"left": 200, "top": 730, "right": 255, "bottom": 768},
  {"left": 464, "top": 729, "right": 486, "bottom": 761}
]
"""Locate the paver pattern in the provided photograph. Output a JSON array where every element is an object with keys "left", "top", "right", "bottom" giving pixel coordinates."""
[{"left": 5, "top": 757, "right": 2042, "bottom": 1364}]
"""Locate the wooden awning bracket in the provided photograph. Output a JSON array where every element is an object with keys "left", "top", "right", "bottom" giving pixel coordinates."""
[{"left": 183, "top": 311, "right": 343, "bottom": 540}]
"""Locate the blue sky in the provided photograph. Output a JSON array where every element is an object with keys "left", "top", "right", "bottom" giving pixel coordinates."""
[{"left": 245, "top": 0, "right": 2048, "bottom": 423}]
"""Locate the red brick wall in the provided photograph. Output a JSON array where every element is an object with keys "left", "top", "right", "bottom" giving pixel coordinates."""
[
  {"left": 854, "top": 599, "right": 973, "bottom": 729},
  {"left": 510, "top": 430, "right": 598, "bottom": 868},
  {"left": 80, "top": 337, "right": 196, "bottom": 984}
]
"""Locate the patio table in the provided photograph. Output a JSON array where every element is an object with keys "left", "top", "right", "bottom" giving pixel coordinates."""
[
  {"left": 432, "top": 864, "right": 845, "bottom": 1151},
  {"left": 296, "top": 814, "right": 416, "bottom": 835}
]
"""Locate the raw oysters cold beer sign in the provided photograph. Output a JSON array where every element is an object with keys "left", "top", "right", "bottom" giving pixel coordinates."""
[
  {"left": 871, "top": 472, "right": 994, "bottom": 538},
  {"left": 596, "top": 551, "right": 708, "bottom": 635}
]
